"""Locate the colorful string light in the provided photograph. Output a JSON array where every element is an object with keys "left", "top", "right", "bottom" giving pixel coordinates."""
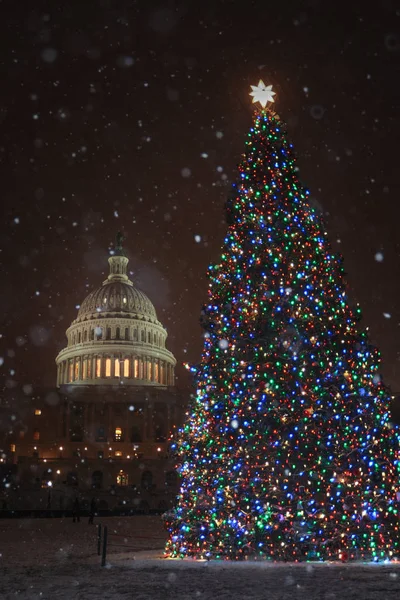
[{"left": 165, "top": 105, "right": 400, "bottom": 562}]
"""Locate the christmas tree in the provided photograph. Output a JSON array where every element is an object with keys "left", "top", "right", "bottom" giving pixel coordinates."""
[{"left": 165, "top": 82, "right": 400, "bottom": 561}]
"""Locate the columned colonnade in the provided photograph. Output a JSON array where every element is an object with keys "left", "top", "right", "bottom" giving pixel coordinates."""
[{"left": 56, "top": 354, "right": 175, "bottom": 386}]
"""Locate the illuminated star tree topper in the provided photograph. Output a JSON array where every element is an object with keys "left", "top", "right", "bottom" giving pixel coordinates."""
[{"left": 249, "top": 80, "right": 276, "bottom": 108}]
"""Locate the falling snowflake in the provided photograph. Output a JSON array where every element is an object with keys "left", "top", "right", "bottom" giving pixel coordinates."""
[{"left": 41, "top": 48, "right": 58, "bottom": 63}]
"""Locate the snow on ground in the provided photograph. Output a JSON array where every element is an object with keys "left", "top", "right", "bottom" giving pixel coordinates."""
[{"left": 1, "top": 516, "right": 400, "bottom": 599}]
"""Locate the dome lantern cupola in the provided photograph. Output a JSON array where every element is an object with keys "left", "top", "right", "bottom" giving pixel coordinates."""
[
  {"left": 55, "top": 235, "right": 176, "bottom": 388},
  {"left": 105, "top": 232, "right": 130, "bottom": 284}
]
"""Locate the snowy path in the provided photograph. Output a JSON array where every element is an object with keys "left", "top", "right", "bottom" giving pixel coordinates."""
[{"left": 0, "top": 517, "right": 399, "bottom": 599}]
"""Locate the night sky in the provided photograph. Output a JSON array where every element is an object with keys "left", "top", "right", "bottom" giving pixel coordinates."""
[{"left": 0, "top": 1, "right": 399, "bottom": 395}]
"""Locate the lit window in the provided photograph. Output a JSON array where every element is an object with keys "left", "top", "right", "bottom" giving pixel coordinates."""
[
  {"left": 105, "top": 358, "right": 111, "bottom": 377},
  {"left": 123, "top": 359, "right": 130, "bottom": 377},
  {"left": 34, "top": 409, "right": 41, "bottom": 416},
  {"left": 154, "top": 362, "right": 159, "bottom": 382},
  {"left": 96, "top": 358, "right": 101, "bottom": 378},
  {"left": 134, "top": 358, "right": 139, "bottom": 378},
  {"left": 74, "top": 360, "right": 80, "bottom": 380},
  {"left": 115, "top": 451, "right": 122, "bottom": 457},
  {"left": 147, "top": 361, "right": 152, "bottom": 380},
  {"left": 33, "top": 429, "right": 40, "bottom": 441},
  {"left": 123, "top": 297, "right": 127, "bottom": 304},
  {"left": 115, "top": 427, "right": 122, "bottom": 441},
  {"left": 114, "top": 359, "right": 120, "bottom": 377},
  {"left": 10, "top": 444, "right": 16, "bottom": 453},
  {"left": 117, "top": 470, "right": 128, "bottom": 486}
]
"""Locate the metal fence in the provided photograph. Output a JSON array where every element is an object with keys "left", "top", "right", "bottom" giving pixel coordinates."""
[{"left": 97, "top": 523, "right": 166, "bottom": 566}]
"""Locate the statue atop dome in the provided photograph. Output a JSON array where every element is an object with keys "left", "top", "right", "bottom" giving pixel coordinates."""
[{"left": 115, "top": 231, "right": 125, "bottom": 256}]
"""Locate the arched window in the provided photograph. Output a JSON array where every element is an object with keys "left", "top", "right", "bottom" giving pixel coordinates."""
[
  {"left": 133, "top": 329, "right": 138, "bottom": 341},
  {"left": 115, "top": 359, "right": 120, "bottom": 377},
  {"left": 141, "top": 470, "right": 153, "bottom": 490},
  {"left": 160, "top": 363, "right": 164, "bottom": 384},
  {"left": 125, "top": 327, "right": 129, "bottom": 340},
  {"left": 84, "top": 330, "right": 88, "bottom": 342},
  {"left": 106, "top": 327, "right": 111, "bottom": 340},
  {"left": 155, "top": 423, "right": 166, "bottom": 442},
  {"left": 116, "top": 327, "right": 120, "bottom": 340},
  {"left": 105, "top": 358, "right": 111, "bottom": 377},
  {"left": 96, "top": 426, "right": 107, "bottom": 442},
  {"left": 78, "top": 332, "right": 81, "bottom": 343},
  {"left": 92, "top": 471, "right": 103, "bottom": 489},
  {"left": 141, "top": 330, "right": 145, "bottom": 342},
  {"left": 90, "top": 329, "right": 94, "bottom": 341},
  {"left": 117, "top": 470, "right": 128, "bottom": 486},
  {"left": 148, "top": 332, "right": 151, "bottom": 343},
  {"left": 123, "top": 359, "right": 130, "bottom": 377},
  {"left": 114, "top": 427, "right": 123, "bottom": 442},
  {"left": 131, "top": 425, "right": 142, "bottom": 443}
]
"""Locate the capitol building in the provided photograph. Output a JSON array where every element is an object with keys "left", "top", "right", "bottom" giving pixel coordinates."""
[
  {"left": 1, "top": 236, "right": 184, "bottom": 511},
  {"left": 55, "top": 237, "right": 176, "bottom": 389}
]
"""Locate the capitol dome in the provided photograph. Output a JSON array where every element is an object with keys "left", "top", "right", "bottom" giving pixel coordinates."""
[
  {"left": 55, "top": 236, "right": 176, "bottom": 387},
  {"left": 77, "top": 282, "right": 158, "bottom": 322}
]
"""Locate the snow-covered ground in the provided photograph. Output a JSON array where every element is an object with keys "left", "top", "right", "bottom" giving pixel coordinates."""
[{"left": 1, "top": 516, "right": 400, "bottom": 599}]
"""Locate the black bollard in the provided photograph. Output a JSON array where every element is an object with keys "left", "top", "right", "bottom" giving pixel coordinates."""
[
  {"left": 97, "top": 523, "right": 102, "bottom": 556},
  {"left": 101, "top": 526, "right": 108, "bottom": 567}
]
